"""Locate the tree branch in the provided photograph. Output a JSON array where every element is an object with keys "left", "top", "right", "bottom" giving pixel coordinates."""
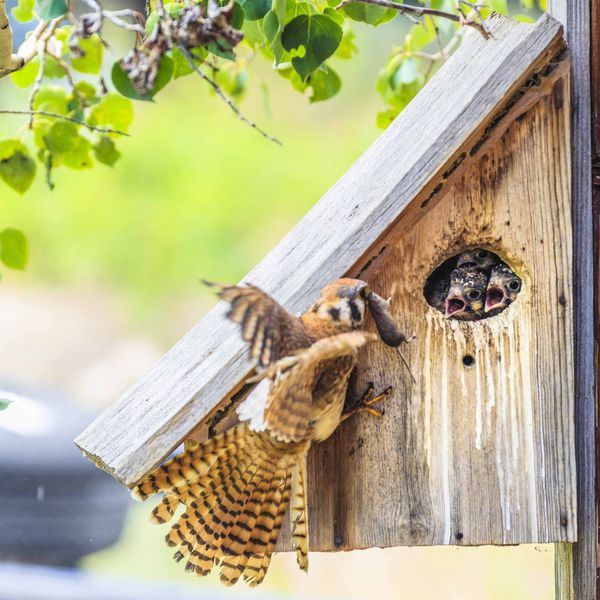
[
  {"left": 0, "top": 0, "right": 25, "bottom": 74},
  {"left": 0, "top": 109, "right": 130, "bottom": 136},
  {"left": 178, "top": 45, "right": 282, "bottom": 146},
  {"left": 0, "top": 16, "right": 61, "bottom": 79},
  {"left": 335, "top": 0, "right": 490, "bottom": 38}
]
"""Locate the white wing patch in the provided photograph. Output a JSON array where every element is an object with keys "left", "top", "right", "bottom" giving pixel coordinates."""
[{"left": 236, "top": 378, "right": 270, "bottom": 431}]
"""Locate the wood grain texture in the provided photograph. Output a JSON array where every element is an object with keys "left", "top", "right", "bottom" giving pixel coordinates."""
[
  {"left": 547, "top": 1, "right": 596, "bottom": 598},
  {"left": 75, "top": 14, "right": 565, "bottom": 489},
  {"left": 293, "top": 75, "right": 575, "bottom": 550}
]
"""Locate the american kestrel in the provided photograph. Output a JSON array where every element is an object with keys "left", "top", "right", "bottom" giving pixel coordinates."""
[
  {"left": 445, "top": 267, "right": 488, "bottom": 320},
  {"left": 485, "top": 263, "right": 522, "bottom": 314},
  {"left": 131, "top": 278, "right": 406, "bottom": 586}
]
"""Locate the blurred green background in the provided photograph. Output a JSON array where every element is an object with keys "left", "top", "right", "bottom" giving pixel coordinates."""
[{"left": 0, "top": 15, "right": 554, "bottom": 600}]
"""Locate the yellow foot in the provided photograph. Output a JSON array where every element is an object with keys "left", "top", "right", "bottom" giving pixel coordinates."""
[{"left": 342, "top": 383, "right": 393, "bottom": 421}]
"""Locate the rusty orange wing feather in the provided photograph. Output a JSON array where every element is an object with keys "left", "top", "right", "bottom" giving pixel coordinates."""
[
  {"left": 205, "top": 281, "right": 314, "bottom": 370},
  {"left": 246, "top": 331, "right": 378, "bottom": 443}
]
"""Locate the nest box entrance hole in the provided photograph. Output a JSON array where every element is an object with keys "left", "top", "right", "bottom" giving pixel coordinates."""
[{"left": 423, "top": 248, "right": 523, "bottom": 321}]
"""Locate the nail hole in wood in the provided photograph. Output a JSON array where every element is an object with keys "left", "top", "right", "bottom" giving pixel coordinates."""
[{"left": 462, "top": 355, "right": 475, "bottom": 368}]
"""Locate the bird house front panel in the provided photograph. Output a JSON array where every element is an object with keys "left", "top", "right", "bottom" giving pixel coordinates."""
[{"left": 303, "top": 68, "right": 575, "bottom": 550}]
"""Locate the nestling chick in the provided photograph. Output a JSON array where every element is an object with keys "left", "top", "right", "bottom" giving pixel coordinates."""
[
  {"left": 485, "top": 263, "right": 522, "bottom": 314},
  {"left": 445, "top": 267, "right": 488, "bottom": 320},
  {"left": 457, "top": 248, "right": 499, "bottom": 273}
]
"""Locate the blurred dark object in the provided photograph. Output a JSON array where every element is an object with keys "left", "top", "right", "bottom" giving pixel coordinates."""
[
  {"left": 0, "top": 385, "right": 129, "bottom": 567},
  {"left": 0, "top": 562, "right": 292, "bottom": 600}
]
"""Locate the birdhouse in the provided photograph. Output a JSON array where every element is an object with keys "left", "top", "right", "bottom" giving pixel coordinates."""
[{"left": 76, "top": 10, "right": 595, "bottom": 597}]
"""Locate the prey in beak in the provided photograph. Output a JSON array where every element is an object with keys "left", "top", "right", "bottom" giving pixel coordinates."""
[{"left": 367, "top": 290, "right": 416, "bottom": 384}]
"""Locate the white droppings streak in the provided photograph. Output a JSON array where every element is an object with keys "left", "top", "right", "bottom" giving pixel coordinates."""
[
  {"left": 517, "top": 320, "right": 539, "bottom": 535},
  {"left": 483, "top": 338, "right": 496, "bottom": 436},
  {"left": 423, "top": 312, "right": 434, "bottom": 468},
  {"left": 472, "top": 327, "right": 484, "bottom": 450},
  {"left": 496, "top": 326, "right": 512, "bottom": 532},
  {"left": 506, "top": 322, "right": 522, "bottom": 515},
  {"left": 440, "top": 327, "right": 452, "bottom": 544}
]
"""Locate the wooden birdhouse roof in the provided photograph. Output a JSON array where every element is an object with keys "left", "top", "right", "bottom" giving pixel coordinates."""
[{"left": 76, "top": 13, "right": 565, "bottom": 489}]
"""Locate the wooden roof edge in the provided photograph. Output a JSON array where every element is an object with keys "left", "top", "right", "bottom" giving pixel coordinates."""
[{"left": 75, "top": 13, "right": 564, "bottom": 488}]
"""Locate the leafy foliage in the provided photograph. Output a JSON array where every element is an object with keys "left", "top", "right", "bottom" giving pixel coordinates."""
[
  {"left": 0, "top": 228, "right": 28, "bottom": 270},
  {"left": 0, "top": 0, "right": 543, "bottom": 276}
]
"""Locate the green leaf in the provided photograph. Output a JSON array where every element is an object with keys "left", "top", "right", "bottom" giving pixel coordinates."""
[
  {"left": 307, "top": 64, "right": 340, "bottom": 102},
  {"left": 207, "top": 40, "right": 237, "bottom": 61},
  {"left": 0, "top": 229, "right": 28, "bottom": 270},
  {"left": 38, "top": 0, "right": 67, "bottom": 20},
  {"left": 376, "top": 107, "right": 399, "bottom": 129},
  {"left": 263, "top": 0, "right": 287, "bottom": 63},
  {"left": 10, "top": 59, "right": 40, "bottom": 87},
  {"left": 111, "top": 55, "right": 173, "bottom": 101},
  {"left": 43, "top": 55, "right": 65, "bottom": 79},
  {"left": 407, "top": 19, "right": 437, "bottom": 49},
  {"left": 341, "top": 1, "right": 396, "bottom": 25},
  {"left": 12, "top": 0, "right": 35, "bottom": 22},
  {"left": 0, "top": 143, "right": 36, "bottom": 195},
  {"left": 0, "top": 140, "right": 25, "bottom": 161},
  {"left": 71, "top": 35, "right": 104, "bottom": 74},
  {"left": 0, "top": 398, "right": 12, "bottom": 411},
  {"left": 239, "top": 0, "right": 271, "bottom": 20},
  {"left": 281, "top": 14, "right": 342, "bottom": 80},
  {"left": 335, "top": 25, "right": 357, "bottom": 59},
  {"left": 215, "top": 64, "right": 248, "bottom": 98},
  {"left": 231, "top": 2, "right": 245, "bottom": 28},
  {"left": 392, "top": 57, "right": 417, "bottom": 86},
  {"left": 74, "top": 81, "right": 98, "bottom": 101},
  {"left": 322, "top": 6, "right": 343, "bottom": 25},
  {"left": 44, "top": 120, "right": 79, "bottom": 154},
  {"left": 94, "top": 137, "right": 121, "bottom": 166},
  {"left": 513, "top": 13, "right": 535, "bottom": 22},
  {"left": 87, "top": 93, "right": 134, "bottom": 133},
  {"left": 32, "top": 85, "right": 69, "bottom": 114},
  {"left": 44, "top": 121, "right": 93, "bottom": 170},
  {"left": 489, "top": 0, "right": 507, "bottom": 12},
  {"left": 171, "top": 47, "right": 207, "bottom": 79}
]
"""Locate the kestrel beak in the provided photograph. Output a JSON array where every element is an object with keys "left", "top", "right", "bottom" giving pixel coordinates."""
[
  {"left": 445, "top": 297, "right": 465, "bottom": 318},
  {"left": 485, "top": 286, "right": 505, "bottom": 312}
]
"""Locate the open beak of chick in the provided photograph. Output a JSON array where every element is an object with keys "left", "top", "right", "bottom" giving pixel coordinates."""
[
  {"left": 485, "top": 286, "right": 505, "bottom": 313},
  {"left": 445, "top": 296, "right": 466, "bottom": 318}
]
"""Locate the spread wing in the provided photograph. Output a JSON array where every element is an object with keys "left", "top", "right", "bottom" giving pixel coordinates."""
[
  {"left": 207, "top": 282, "right": 313, "bottom": 370},
  {"left": 242, "top": 331, "right": 377, "bottom": 442}
]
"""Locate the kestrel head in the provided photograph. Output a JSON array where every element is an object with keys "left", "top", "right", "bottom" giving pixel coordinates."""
[
  {"left": 457, "top": 248, "right": 498, "bottom": 272},
  {"left": 485, "top": 264, "right": 522, "bottom": 313},
  {"left": 445, "top": 267, "right": 488, "bottom": 319},
  {"left": 312, "top": 278, "right": 369, "bottom": 330}
]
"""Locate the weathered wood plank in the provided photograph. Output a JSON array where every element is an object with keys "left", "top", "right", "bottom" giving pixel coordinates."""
[
  {"left": 75, "top": 14, "right": 565, "bottom": 490},
  {"left": 290, "top": 73, "right": 575, "bottom": 550},
  {"left": 547, "top": 0, "right": 596, "bottom": 598}
]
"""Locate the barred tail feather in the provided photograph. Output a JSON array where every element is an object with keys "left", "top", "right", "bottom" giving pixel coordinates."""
[
  {"left": 180, "top": 459, "right": 261, "bottom": 576},
  {"left": 217, "top": 460, "right": 276, "bottom": 585},
  {"left": 133, "top": 422, "right": 308, "bottom": 586},
  {"left": 131, "top": 424, "right": 254, "bottom": 501},
  {"left": 248, "top": 462, "right": 294, "bottom": 586},
  {"left": 291, "top": 452, "right": 309, "bottom": 571}
]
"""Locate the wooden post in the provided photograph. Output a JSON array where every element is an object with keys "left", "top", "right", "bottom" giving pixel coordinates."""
[
  {"left": 547, "top": 1, "right": 596, "bottom": 599},
  {"left": 593, "top": 1, "right": 600, "bottom": 597}
]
